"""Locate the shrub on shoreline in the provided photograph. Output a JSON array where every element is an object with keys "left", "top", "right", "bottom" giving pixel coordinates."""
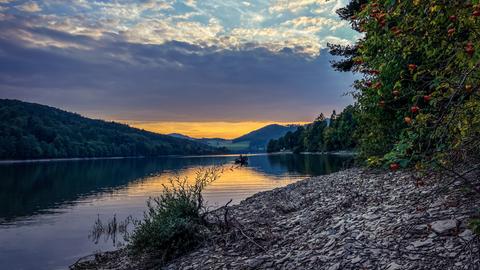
[{"left": 128, "top": 167, "right": 221, "bottom": 263}]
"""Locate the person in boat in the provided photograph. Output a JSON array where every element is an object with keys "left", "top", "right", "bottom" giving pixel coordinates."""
[{"left": 234, "top": 154, "right": 248, "bottom": 165}]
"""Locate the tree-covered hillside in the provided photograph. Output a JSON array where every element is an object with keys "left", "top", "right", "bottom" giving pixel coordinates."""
[
  {"left": 233, "top": 124, "right": 299, "bottom": 152},
  {"left": 267, "top": 105, "right": 357, "bottom": 153},
  {"left": 0, "top": 99, "right": 223, "bottom": 160}
]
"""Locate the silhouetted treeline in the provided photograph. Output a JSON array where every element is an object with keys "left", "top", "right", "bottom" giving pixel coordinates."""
[
  {"left": 0, "top": 99, "right": 223, "bottom": 159},
  {"left": 267, "top": 105, "right": 357, "bottom": 153}
]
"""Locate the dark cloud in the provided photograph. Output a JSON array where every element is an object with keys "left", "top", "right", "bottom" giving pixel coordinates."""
[{"left": 0, "top": 20, "right": 355, "bottom": 122}]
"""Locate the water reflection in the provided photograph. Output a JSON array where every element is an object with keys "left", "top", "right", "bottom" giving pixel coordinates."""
[
  {"left": 0, "top": 154, "right": 353, "bottom": 224},
  {"left": 0, "top": 154, "right": 353, "bottom": 270},
  {"left": 0, "top": 158, "right": 183, "bottom": 222},
  {"left": 266, "top": 153, "right": 354, "bottom": 175}
]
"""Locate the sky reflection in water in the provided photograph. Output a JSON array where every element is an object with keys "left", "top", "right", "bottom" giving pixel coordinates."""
[{"left": 0, "top": 153, "right": 353, "bottom": 270}]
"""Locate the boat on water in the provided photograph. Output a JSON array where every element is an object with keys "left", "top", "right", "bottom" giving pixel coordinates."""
[{"left": 234, "top": 155, "right": 248, "bottom": 166}]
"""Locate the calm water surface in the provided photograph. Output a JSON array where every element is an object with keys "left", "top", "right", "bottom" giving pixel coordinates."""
[{"left": 0, "top": 153, "right": 353, "bottom": 270}]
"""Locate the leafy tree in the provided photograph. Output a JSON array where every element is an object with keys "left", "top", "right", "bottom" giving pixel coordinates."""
[
  {"left": 330, "top": 0, "right": 480, "bottom": 169},
  {"left": 324, "top": 105, "right": 358, "bottom": 151},
  {"left": 303, "top": 114, "right": 328, "bottom": 152},
  {"left": 267, "top": 108, "right": 358, "bottom": 153}
]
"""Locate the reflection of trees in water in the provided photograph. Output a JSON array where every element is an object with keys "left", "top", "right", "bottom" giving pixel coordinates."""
[
  {"left": 0, "top": 157, "right": 234, "bottom": 222},
  {"left": 266, "top": 154, "right": 354, "bottom": 176},
  {"left": 0, "top": 154, "right": 353, "bottom": 223}
]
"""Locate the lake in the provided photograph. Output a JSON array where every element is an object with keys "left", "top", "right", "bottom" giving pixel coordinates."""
[{"left": 0, "top": 153, "right": 353, "bottom": 270}]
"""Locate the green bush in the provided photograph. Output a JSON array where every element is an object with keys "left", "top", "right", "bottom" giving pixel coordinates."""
[
  {"left": 331, "top": 0, "right": 480, "bottom": 170},
  {"left": 470, "top": 217, "right": 480, "bottom": 236},
  {"left": 129, "top": 167, "right": 220, "bottom": 264}
]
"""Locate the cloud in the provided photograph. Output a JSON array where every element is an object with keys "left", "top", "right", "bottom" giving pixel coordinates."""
[
  {"left": 282, "top": 16, "right": 347, "bottom": 32},
  {"left": 229, "top": 27, "right": 322, "bottom": 56},
  {"left": 0, "top": 21, "right": 355, "bottom": 122},
  {"left": 0, "top": 0, "right": 358, "bottom": 57},
  {"left": 269, "top": 0, "right": 327, "bottom": 14},
  {"left": 16, "top": 1, "right": 42, "bottom": 12},
  {"left": 122, "top": 18, "right": 224, "bottom": 47},
  {"left": 0, "top": 1, "right": 358, "bottom": 123},
  {"left": 94, "top": 1, "right": 172, "bottom": 20}
]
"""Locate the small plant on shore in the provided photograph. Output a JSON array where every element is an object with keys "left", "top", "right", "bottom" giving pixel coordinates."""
[
  {"left": 128, "top": 167, "right": 221, "bottom": 264},
  {"left": 470, "top": 217, "right": 480, "bottom": 236},
  {"left": 89, "top": 214, "right": 134, "bottom": 247}
]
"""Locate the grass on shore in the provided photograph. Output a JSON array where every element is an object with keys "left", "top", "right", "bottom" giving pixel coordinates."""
[{"left": 86, "top": 167, "right": 222, "bottom": 267}]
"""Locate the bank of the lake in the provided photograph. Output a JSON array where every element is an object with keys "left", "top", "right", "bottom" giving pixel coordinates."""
[
  {"left": 74, "top": 168, "right": 480, "bottom": 270},
  {"left": 269, "top": 151, "right": 357, "bottom": 156}
]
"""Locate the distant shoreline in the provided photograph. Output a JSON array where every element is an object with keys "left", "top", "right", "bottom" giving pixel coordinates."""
[
  {"left": 0, "top": 156, "right": 146, "bottom": 164},
  {"left": 268, "top": 150, "right": 357, "bottom": 156},
  {"left": 0, "top": 152, "right": 356, "bottom": 164}
]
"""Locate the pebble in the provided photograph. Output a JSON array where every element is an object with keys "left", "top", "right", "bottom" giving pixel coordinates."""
[
  {"left": 386, "top": 262, "right": 402, "bottom": 270},
  {"left": 411, "top": 238, "right": 433, "bottom": 248},
  {"left": 430, "top": 219, "right": 458, "bottom": 235},
  {"left": 459, "top": 229, "right": 474, "bottom": 241}
]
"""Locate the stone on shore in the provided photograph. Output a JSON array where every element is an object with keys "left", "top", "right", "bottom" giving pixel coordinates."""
[{"left": 430, "top": 219, "right": 458, "bottom": 235}]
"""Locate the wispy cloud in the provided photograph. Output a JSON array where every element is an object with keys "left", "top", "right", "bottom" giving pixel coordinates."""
[
  {"left": 16, "top": 1, "right": 41, "bottom": 12},
  {"left": 0, "top": 0, "right": 357, "bottom": 56}
]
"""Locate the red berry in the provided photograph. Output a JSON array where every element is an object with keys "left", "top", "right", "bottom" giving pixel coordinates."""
[
  {"left": 465, "top": 42, "right": 475, "bottom": 56},
  {"left": 473, "top": 10, "right": 480, "bottom": 17},
  {"left": 390, "top": 163, "right": 400, "bottom": 171},
  {"left": 411, "top": 106, "right": 420, "bottom": 113},
  {"left": 449, "top": 15, "right": 457, "bottom": 22},
  {"left": 447, "top": 28, "right": 455, "bottom": 36},
  {"left": 423, "top": 95, "right": 431, "bottom": 102},
  {"left": 466, "top": 84, "right": 473, "bottom": 93},
  {"left": 391, "top": 26, "right": 402, "bottom": 36},
  {"left": 404, "top": 117, "right": 412, "bottom": 124},
  {"left": 408, "top": 64, "right": 417, "bottom": 72}
]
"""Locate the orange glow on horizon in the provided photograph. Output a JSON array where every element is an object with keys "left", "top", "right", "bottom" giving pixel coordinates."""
[{"left": 123, "top": 121, "right": 309, "bottom": 139}]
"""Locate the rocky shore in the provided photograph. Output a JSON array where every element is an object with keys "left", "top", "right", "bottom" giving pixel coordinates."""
[{"left": 73, "top": 168, "right": 480, "bottom": 269}]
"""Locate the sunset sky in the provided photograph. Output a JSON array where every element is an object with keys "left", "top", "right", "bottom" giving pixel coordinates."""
[{"left": 0, "top": 0, "right": 359, "bottom": 138}]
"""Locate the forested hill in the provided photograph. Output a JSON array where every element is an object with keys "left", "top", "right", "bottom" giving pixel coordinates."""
[
  {"left": 0, "top": 99, "right": 223, "bottom": 160},
  {"left": 232, "top": 124, "right": 299, "bottom": 151},
  {"left": 267, "top": 106, "right": 357, "bottom": 153}
]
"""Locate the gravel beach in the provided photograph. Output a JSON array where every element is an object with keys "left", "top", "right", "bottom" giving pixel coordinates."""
[{"left": 73, "top": 168, "right": 480, "bottom": 270}]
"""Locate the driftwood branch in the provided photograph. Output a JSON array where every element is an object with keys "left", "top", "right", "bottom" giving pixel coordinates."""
[
  {"left": 230, "top": 218, "right": 267, "bottom": 252},
  {"left": 223, "top": 199, "right": 232, "bottom": 228}
]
